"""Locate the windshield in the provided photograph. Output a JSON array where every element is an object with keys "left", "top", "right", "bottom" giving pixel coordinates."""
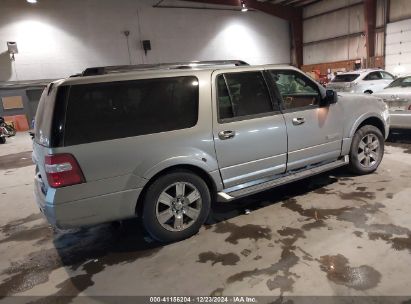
[
  {"left": 388, "top": 76, "right": 411, "bottom": 88},
  {"left": 332, "top": 74, "right": 360, "bottom": 83}
]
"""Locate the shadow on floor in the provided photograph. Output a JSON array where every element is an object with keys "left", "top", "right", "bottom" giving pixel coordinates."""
[
  {"left": 386, "top": 129, "right": 411, "bottom": 153},
  {"left": 53, "top": 167, "right": 354, "bottom": 267}
]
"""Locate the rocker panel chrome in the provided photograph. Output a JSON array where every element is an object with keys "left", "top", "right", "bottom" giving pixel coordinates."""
[{"left": 217, "top": 156, "right": 349, "bottom": 201}]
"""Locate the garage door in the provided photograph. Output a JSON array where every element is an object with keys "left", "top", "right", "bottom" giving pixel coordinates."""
[{"left": 385, "top": 19, "right": 411, "bottom": 76}]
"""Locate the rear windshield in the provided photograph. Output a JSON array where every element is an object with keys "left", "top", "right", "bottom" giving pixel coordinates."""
[
  {"left": 332, "top": 74, "right": 360, "bottom": 83},
  {"left": 388, "top": 76, "right": 411, "bottom": 88},
  {"left": 64, "top": 76, "right": 199, "bottom": 146}
]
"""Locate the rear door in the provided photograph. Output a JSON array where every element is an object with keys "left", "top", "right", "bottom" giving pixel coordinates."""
[
  {"left": 212, "top": 70, "right": 287, "bottom": 188},
  {"left": 267, "top": 69, "right": 343, "bottom": 171}
]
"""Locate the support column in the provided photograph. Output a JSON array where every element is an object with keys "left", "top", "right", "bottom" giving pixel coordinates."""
[
  {"left": 364, "top": 0, "right": 377, "bottom": 67},
  {"left": 291, "top": 17, "right": 303, "bottom": 68}
]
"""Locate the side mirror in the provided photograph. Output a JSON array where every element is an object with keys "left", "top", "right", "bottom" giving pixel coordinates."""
[{"left": 320, "top": 89, "right": 337, "bottom": 107}]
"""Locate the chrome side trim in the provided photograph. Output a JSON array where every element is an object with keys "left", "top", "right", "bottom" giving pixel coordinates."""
[
  {"left": 217, "top": 192, "right": 234, "bottom": 201},
  {"left": 218, "top": 156, "right": 349, "bottom": 201}
]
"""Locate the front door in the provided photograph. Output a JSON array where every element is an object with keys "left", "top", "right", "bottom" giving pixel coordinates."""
[
  {"left": 213, "top": 70, "right": 287, "bottom": 189},
  {"left": 267, "top": 69, "right": 344, "bottom": 171}
]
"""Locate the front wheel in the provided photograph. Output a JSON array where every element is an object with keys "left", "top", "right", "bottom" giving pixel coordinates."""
[
  {"left": 348, "top": 125, "right": 384, "bottom": 175},
  {"left": 142, "top": 170, "right": 211, "bottom": 243},
  {"left": 0, "top": 137, "right": 6, "bottom": 144}
]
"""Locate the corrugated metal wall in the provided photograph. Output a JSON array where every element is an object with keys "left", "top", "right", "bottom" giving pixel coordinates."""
[{"left": 303, "top": 0, "right": 385, "bottom": 65}]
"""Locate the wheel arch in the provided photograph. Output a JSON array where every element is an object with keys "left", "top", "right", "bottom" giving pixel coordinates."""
[
  {"left": 350, "top": 115, "right": 387, "bottom": 139},
  {"left": 135, "top": 164, "right": 220, "bottom": 216}
]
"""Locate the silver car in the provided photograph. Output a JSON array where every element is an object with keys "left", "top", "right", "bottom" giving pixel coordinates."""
[
  {"left": 373, "top": 75, "right": 411, "bottom": 129},
  {"left": 32, "top": 61, "right": 389, "bottom": 242}
]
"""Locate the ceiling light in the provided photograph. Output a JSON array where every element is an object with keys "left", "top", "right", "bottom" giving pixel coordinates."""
[
  {"left": 241, "top": 1, "right": 248, "bottom": 12},
  {"left": 27, "top": 0, "right": 37, "bottom": 3}
]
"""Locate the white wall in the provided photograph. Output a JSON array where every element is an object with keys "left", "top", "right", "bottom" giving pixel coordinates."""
[{"left": 0, "top": 0, "right": 290, "bottom": 82}]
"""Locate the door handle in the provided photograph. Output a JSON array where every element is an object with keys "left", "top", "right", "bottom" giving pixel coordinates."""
[
  {"left": 292, "top": 117, "right": 305, "bottom": 125},
  {"left": 218, "top": 130, "right": 236, "bottom": 140}
]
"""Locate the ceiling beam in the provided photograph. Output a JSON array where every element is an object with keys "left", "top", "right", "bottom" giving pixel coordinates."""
[
  {"left": 182, "top": 0, "right": 301, "bottom": 20},
  {"left": 294, "top": 0, "right": 321, "bottom": 7}
]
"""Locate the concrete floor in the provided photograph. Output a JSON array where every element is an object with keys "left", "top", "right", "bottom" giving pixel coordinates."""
[{"left": 0, "top": 131, "right": 411, "bottom": 302}]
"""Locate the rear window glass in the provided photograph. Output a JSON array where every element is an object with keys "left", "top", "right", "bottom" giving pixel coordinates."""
[
  {"left": 64, "top": 76, "right": 199, "bottom": 146},
  {"left": 332, "top": 74, "right": 360, "bottom": 83}
]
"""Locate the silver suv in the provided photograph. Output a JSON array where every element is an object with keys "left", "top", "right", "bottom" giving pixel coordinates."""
[{"left": 33, "top": 61, "right": 390, "bottom": 242}]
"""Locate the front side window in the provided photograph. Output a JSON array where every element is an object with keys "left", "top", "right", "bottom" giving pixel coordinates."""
[
  {"left": 216, "top": 71, "right": 274, "bottom": 121},
  {"left": 269, "top": 70, "right": 320, "bottom": 110},
  {"left": 364, "top": 72, "right": 382, "bottom": 81},
  {"left": 64, "top": 76, "right": 199, "bottom": 145}
]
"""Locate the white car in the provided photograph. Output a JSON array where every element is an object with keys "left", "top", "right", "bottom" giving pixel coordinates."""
[{"left": 327, "top": 69, "right": 395, "bottom": 94}]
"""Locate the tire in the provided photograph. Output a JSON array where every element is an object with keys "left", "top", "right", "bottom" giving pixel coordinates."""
[
  {"left": 0, "top": 137, "right": 5, "bottom": 144},
  {"left": 348, "top": 125, "right": 384, "bottom": 175},
  {"left": 142, "top": 170, "right": 211, "bottom": 243},
  {"left": 364, "top": 90, "right": 373, "bottom": 94}
]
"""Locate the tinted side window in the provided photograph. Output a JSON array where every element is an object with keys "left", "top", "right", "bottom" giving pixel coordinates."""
[
  {"left": 269, "top": 70, "right": 320, "bottom": 110},
  {"left": 381, "top": 72, "right": 394, "bottom": 80},
  {"left": 364, "top": 72, "right": 382, "bottom": 80},
  {"left": 217, "top": 72, "right": 273, "bottom": 121},
  {"left": 64, "top": 76, "right": 199, "bottom": 146}
]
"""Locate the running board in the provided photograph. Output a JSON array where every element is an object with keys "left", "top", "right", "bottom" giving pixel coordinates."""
[{"left": 217, "top": 156, "right": 349, "bottom": 201}]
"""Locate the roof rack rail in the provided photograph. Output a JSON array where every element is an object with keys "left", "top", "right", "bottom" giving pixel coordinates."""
[{"left": 79, "top": 60, "right": 249, "bottom": 77}]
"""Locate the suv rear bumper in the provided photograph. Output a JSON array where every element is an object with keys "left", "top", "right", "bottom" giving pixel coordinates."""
[{"left": 34, "top": 174, "right": 142, "bottom": 228}]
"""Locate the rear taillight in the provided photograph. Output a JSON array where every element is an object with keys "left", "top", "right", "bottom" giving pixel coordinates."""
[{"left": 45, "top": 154, "right": 85, "bottom": 188}]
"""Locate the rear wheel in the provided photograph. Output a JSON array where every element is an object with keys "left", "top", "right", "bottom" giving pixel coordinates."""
[
  {"left": 348, "top": 125, "right": 384, "bottom": 175},
  {"left": 142, "top": 171, "right": 211, "bottom": 243},
  {"left": 0, "top": 137, "right": 5, "bottom": 144}
]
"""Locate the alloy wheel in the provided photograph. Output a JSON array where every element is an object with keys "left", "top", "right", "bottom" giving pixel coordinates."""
[
  {"left": 358, "top": 134, "right": 380, "bottom": 168},
  {"left": 155, "top": 182, "right": 202, "bottom": 232}
]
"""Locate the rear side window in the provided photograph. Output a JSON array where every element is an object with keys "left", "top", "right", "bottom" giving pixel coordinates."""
[
  {"left": 64, "top": 76, "right": 199, "bottom": 146},
  {"left": 35, "top": 85, "right": 65, "bottom": 147},
  {"left": 381, "top": 72, "right": 394, "bottom": 80},
  {"left": 216, "top": 72, "right": 274, "bottom": 121},
  {"left": 331, "top": 74, "right": 360, "bottom": 82}
]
